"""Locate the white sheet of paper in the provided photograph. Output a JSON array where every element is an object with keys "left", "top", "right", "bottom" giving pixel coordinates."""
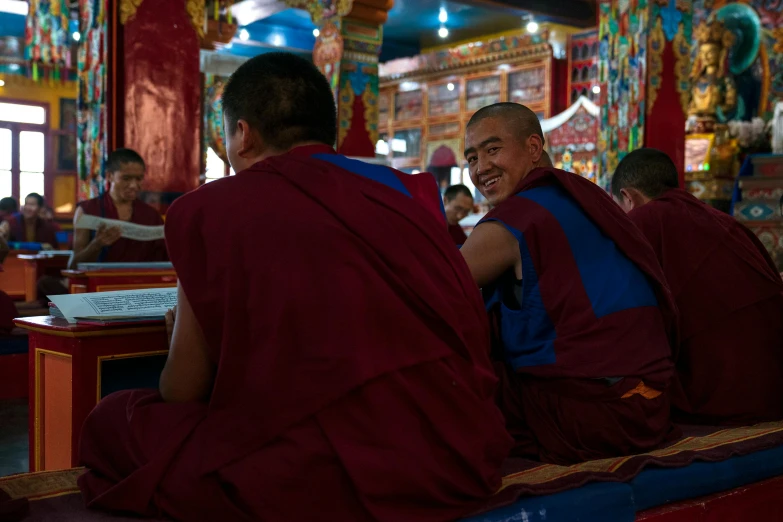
[
  {"left": 48, "top": 287, "right": 177, "bottom": 323},
  {"left": 75, "top": 214, "right": 164, "bottom": 241}
]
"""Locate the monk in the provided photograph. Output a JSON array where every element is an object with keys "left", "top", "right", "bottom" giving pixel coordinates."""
[
  {"left": 460, "top": 103, "right": 678, "bottom": 465},
  {"left": 443, "top": 184, "right": 474, "bottom": 245},
  {"left": 78, "top": 52, "right": 512, "bottom": 521},
  {"left": 68, "top": 148, "right": 167, "bottom": 270},
  {"left": 0, "top": 197, "right": 17, "bottom": 223},
  {"left": 612, "top": 148, "right": 783, "bottom": 425},
  {"left": 0, "top": 193, "right": 59, "bottom": 247}
]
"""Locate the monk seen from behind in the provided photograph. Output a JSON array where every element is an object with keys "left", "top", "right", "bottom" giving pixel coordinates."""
[
  {"left": 613, "top": 148, "right": 783, "bottom": 425},
  {"left": 460, "top": 103, "right": 679, "bottom": 465},
  {"left": 77, "top": 52, "right": 512, "bottom": 522}
]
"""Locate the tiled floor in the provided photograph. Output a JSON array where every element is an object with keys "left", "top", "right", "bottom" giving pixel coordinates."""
[{"left": 0, "top": 398, "right": 29, "bottom": 477}]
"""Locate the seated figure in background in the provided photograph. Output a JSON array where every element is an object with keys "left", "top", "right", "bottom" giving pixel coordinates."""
[
  {"left": 0, "top": 193, "right": 59, "bottom": 248},
  {"left": 69, "top": 148, "right": 168, "bottom": 269},
  {"left": 460, "top": 102, "right": 679, "bottom": 465},
  {"left": 443, "top": 184, "right": 474, "bottom": 246},
  {"left": 613, "top": 148, "right": 783, "bottom": 425},
  {"left": 77, "top": 52, "right": 512, "bottom": 522}
]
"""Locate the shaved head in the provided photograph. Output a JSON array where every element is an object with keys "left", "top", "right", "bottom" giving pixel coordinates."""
[
  {"left": 467, "top": 103, "right": 545, "bottom": 147},
  {"left": 464, "top": 102, "right": 546, "bottom": 206}
]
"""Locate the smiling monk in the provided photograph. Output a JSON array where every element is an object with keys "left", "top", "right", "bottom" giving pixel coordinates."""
[{"left": 460, "top": 103, "right": 679, "bottom": 464}]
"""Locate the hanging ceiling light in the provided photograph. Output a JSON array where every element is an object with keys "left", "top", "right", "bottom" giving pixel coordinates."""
[
  {"left": 313, "top": 28, "right": 320, "bottom": 38},
  {"left": 238, "top": 28, "right": 250, "bottom": 41},
  {"left": 438, "top": 7, "right": 448, "bottom": 24},
  {"left": 438, "top": 26, "right": 449, "bottom": 38},
  {"left": 526, "top": 20, "right": 539, "bottom": 33}
]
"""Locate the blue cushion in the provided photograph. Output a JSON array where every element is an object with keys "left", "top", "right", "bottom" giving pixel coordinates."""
[
  {"left": 464, "top": 482, "right": 635, "bottom": 522},
  {"left": 473, "top": 445, "right": 783, "bottom": 520},
  {"left": 630, "top": 444, "right": 783, "bottom": 511}
]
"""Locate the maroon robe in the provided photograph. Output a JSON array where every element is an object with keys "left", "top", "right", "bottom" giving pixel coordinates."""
[
  {"left": 5, "top": 213, "right": 59, "bottom": 248},
  {"left": 629, "top": 188, "right": 783, "bottom": 425},
  {"left": 449, "top": 223, "right": 468, "bottom": 246},
  {"left": 481, "top": 168, "right": 679, "bottom": 464},
  {"left": 78, "top": 145, "right": 512, "bottom": 521},
  {"left": 79, "top": 193, "right": 168, "bottom": 262}
]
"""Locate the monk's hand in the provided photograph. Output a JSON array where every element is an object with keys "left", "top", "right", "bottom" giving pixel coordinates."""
[
  {"left": 93, "top": 224, "right": 122, "bottom": 247},
  {"left": 165, "top": 306, "right": 177, "bottom": 346}
]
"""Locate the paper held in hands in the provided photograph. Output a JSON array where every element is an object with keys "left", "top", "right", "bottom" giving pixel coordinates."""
[
  {"left": 48, "top": 287, "right": 177, "bottom": 324},
  {"left": 75, "top": 214, "right": 165, "bottom": 241}
]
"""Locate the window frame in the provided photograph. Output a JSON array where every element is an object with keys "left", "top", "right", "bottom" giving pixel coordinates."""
[{"left": 0, "top": 98, "right": 51, "bottom": 201}]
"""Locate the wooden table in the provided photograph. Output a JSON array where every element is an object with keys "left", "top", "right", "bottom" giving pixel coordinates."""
[
  {"left": 0, "top": 250, "right": 37, "bottom": 300},
  {"left": 63, "top": 266, "right": 177, "bottom": 293},
  {"left": 17, "top": 254, "right": 71, "bottom": 302},
  {"left": 14, "top": 316, "right": 169, "bottom": 472}
]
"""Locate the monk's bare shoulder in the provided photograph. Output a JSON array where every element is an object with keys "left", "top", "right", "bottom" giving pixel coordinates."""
[{"left": 461, "top": 220, "right": 520, "bottom": 288}]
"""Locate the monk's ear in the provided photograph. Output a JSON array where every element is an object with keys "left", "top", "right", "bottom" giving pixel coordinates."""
[
  {"left": 528, "top": 134, "right": 544, "bottom": 164},
  {"left": 619, "top": 188, "right": 646, "bottom": 211},
  {"left": 235, "top": 119, "right": 259, "bottom": 158}
]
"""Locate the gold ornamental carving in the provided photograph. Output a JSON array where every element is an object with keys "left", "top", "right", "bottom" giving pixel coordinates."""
[
  {"left": 120, "top": 0, "right": 145, "bottom": 24},
  {"left": 186, "top": 0, "right": 206, "bottom": 39},
  {"left": 285, "top": 0, "right": 353, "bottom": 24}
]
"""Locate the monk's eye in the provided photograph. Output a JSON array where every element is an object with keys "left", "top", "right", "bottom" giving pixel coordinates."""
[
  {"left": 467, "top": 155, "right": 477, "bottom": 164},
  {"left": 487, "top": 147, "right": 500, "bottom": 155}
]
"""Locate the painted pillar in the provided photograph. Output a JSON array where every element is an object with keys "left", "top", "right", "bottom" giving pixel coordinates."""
[
  {"left": 302, "top": 0, "right": 392, "bottom": 157},
  {"left": 597, "top": 0, "right": 649, "bottom": 187},
  {"left": 335, "top": 18, "right": 383, "bottom": 157},
  {"left": 645, "top": 0, "right": 692, "bottom": 188},
  {"left": 597, "top": 0, "right": 692, "bottom": 188},
  {"left": 78, "top": 0, "right": 202, "bottom": 210}
]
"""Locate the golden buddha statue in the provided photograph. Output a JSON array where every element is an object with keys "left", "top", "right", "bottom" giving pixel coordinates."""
[{"left": 688, "top": 21, "right": 737, "bottom": 122}]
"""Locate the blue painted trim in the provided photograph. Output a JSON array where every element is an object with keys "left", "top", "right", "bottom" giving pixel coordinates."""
[
  {"left": 517, "top": 186, "right": 658, "bottom": 318},
  {"left": 480, "top": 217, "right": 557, "bottom": 370},
  {"left": 312, "top": 153, "right": 411, "bottom": 198}
]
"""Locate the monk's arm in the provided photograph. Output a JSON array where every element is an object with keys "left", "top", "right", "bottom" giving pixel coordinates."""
[
  {"left": 460, "top": 221, "right": 520, "bottom": 288},
  {"left": 159, "top": 284, "right": 215, "bottom": 403},
  {"left": 67, "top": 207, "right": 122, "bottom": 269},
  {"left": 0, "top": 234, "right": 8, "bottom": 263}
]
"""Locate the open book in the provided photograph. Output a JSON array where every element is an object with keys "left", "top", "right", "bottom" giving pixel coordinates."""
[{"left": 48, "top": 287, "right": 177, "bottom": 325}]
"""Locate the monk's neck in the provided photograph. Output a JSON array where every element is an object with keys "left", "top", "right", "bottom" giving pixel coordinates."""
[{"left": 109, "top": 193, "right": 134, "bottom": 221}]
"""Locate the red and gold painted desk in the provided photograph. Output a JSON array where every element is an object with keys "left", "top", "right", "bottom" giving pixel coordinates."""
[
  {"left": 0, "top": 250, "right": 37, "bottom": 300},
  {"left": 14, "top": 316, "right": 169, "bottom": 473},
  {"left": 63, "top": 268, "right": 177, "bottom": 293},
  {"left": 18, "top": 254, "right": 71, "bottom": 302}
]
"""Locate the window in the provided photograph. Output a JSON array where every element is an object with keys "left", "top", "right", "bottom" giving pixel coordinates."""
[
  {"left": 204, "top": 147, "right": 228, "bottom": 183},
  {"left": 0, "top": 101, "right": 49, "bottom": 200},
  {"left": 0, "top": 102, "right": 45, "bottom": 125},
  {"left": 0, "top": 128, "right": 11, "bottom": 197}
]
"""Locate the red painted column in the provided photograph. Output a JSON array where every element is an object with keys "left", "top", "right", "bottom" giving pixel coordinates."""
[{"left": 108, "top": 0, "right": 201, "bottom": 211}]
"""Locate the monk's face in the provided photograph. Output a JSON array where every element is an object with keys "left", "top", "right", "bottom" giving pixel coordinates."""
[
  {"left": 23, "top": 196, "right": 40, "bottom": 220},
  {"left": 464, "top": 116, "right": 542, "bottom": 206},
  {"left": 108, "top": 162, "right": 145, "bottom": 203},
  {"left": 444, "top": 193, "right": 474, "bottom": 225}
]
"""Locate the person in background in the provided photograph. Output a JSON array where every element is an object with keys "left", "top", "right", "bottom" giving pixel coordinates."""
[
  {"left": 0, "top": 193, "right": 58, "bottom": 248},
  {"left": 77, "top": 51, "right": 511, "bottom": 521},
  {"left": 39, "top": 206, "right": 61, "bottom": 232},
  {"left": 68, "top": 148, "right": 167, "bottom": 269},
  {"left": 0, "top": 197, "right": 18, "bottom": 223},
  {"left": 613, "top": 148, "right": 783, "bottom": 425},
  {"left": 460, "top": 102, "right": 678, "bottom": 464},
  {"left": 443, "top": 184, "right": 474, "bottom": 246}
]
